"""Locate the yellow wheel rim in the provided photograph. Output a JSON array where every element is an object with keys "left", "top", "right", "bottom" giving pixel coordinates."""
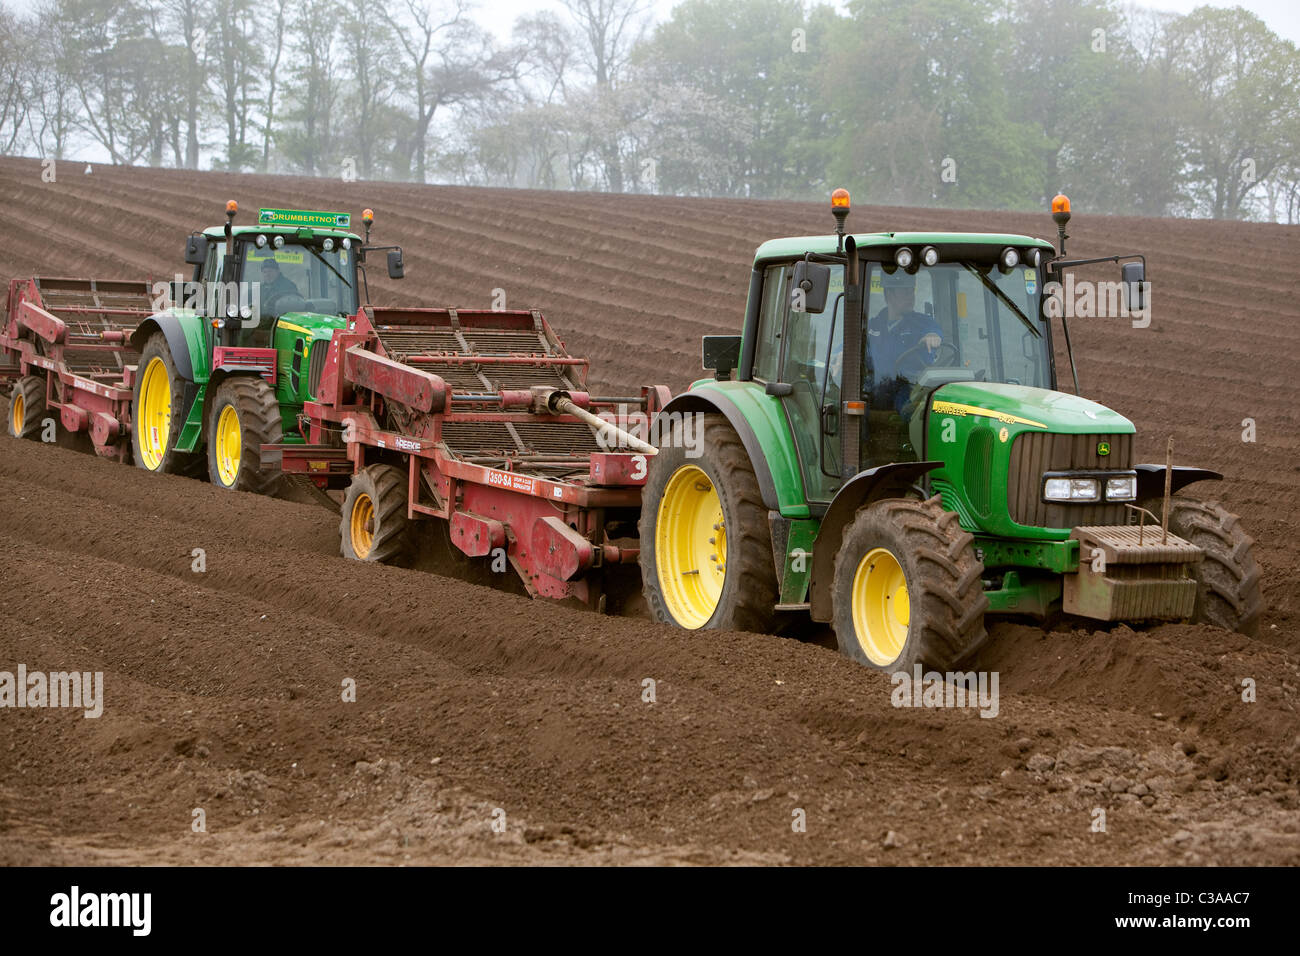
[
  {"left": 214, "top": 404, "right": 242, "bottom": 487},
  {"left": 655, "top": 464, "right": 726, "bottom": 629},
  {"left": 851, "top": 547, "right": 910, "bottom": 666},
  {"left": 138, "top": 357, "right": 172, "bottom": 470},
  {"left": 350, "top": 492, "right": 375, "bottom": 559},
  {"left": 11, "top": 392, "right": 23, "bottom": 434}
]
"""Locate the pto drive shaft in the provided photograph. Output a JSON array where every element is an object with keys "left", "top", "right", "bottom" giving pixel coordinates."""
[{"left": 547, "top": 393, "right": 658, "bottom": 455}]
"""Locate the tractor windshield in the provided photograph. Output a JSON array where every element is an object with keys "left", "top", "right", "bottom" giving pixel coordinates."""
[
  {"left": 856, "top": 261, "right": 1050, "bottom": 401},
  {"left": 244, "top": 239, "right": 358, "bottom": 321},
  {"left": 818, "top": 259, "right": 1051, "bottom": 468}
]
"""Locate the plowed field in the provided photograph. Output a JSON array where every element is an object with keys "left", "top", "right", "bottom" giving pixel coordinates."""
[{"left": 0, "top": 157, "right": 1296, "bottom": 865}]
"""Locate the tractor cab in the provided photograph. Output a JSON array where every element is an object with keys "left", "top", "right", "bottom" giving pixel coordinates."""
[
  {"left": 186, "top": 205, "right": 399, "bottom": 348},
  {"left": 765, "top": 242, "right": 1057, "bottom": 501}
]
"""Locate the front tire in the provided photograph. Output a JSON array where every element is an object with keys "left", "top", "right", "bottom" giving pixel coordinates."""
[
  {"left": 132, "top": 333, "right": 200, "bottom": 475},
  {"left": 341, "top": 464, "right": 411, "bottom": 563},
  {"left": 1140, "top": 495, "right": 1263, "bottom": 636},
  {"left": 832, "top": 496, "right": 988, "bottom": 671},
  {"left": 639, "top": 414, "right": 777, "bottom": 632},
  {"left": 206, "top": 376, "right": 284, "bottom": 494},
  {"left": 8, "top": 376, "right": 47, "bottom": 440}
]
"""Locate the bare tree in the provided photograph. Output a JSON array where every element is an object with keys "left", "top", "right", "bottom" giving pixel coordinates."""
[
  {"left": 0, "top": 7, "right": 30, "bottom": 154},
  {"left": 342, "top": 0, "right": 398, "bottom": 178},
  {"left": 383, "top": 0, "right": 522, "bottom": 182},
  {"left": 261, "top": 0, "right": 289, "bottom": 171},
  {"left": 559, "top": 0, "right": 650, "bottom": 191},
  {"left": 213, "top": 0, "right": 262, "bottom": 170}
]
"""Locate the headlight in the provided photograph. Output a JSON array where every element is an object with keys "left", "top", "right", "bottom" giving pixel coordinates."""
[
  {"left": 255, "top": 234, "right": 268, "bottom": 248},
  {"left": 226, "top": 304, "right": 239, "bottom": 318},
  {"left": 273, "top": 235, "right": 285, "bottom": 249},
  {"left": 323, "top": 238, "right": 335, "bottom": 251},
  {"left": 1105, "top": 476, "right": 1136, "bottom": 501},
  {"left": 342, "top": 237, "right": 352, "bottom": 250},
  {"left": 920, "top": 245, "right": 940, "bottom": 267},
  {"left": 895, "top": 247, "right": 914, "bottom": 269},
  {"left": 1000, "top": 247, "right": 1020, "bottom": 270},
  {"left": 1044, "top": 477, "right": 1099, "bottom": 502}
]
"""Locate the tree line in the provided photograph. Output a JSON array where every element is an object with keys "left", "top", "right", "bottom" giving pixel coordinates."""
[{"left": 2, "top": 0, "right": 1298, "bottom": 220}]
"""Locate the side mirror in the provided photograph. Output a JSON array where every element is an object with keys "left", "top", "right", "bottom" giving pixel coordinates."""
[
  {"left": 184, "top": 235, "right": 207, "bottom": 265},
  {"left": 702, "top": 334, "right": 741, "bottom": 380},
  {"left": 1121, "top": 261, "right": 1146, "bottom": 314},
  {"left": 791, "top": 260, "right": 830, "bottom": 314},
  {"left": 387, "top": 249, "right": 405, "bottom": 279}
]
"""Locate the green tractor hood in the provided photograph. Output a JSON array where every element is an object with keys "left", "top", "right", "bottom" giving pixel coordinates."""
[
  {"left": 930, "top": 381, "right": 1134, "bottom": 436},
  {"left": 926, "top": 381, "right": 1136, "bottom": 540}
]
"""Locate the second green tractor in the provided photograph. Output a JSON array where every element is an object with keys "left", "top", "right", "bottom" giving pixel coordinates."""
[{"left": 129, "top": 202, "right": 404, "bottom": 492}]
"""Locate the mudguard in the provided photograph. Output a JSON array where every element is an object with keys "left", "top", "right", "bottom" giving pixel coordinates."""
[
  {"left": 808, "top": 461, "right": 943, "bottom": 621},
  {"left": 1134, "top": 464, "right": 1222, "bottom": 500},
  {"left": 129, "top": 311, "right": 212, "bottom": 451},
  {"left": 129, "top": 311, "right": 207, "bottom": 382},
  {"left": 658, "top": 390, "right": 796, "bottom": 513}
]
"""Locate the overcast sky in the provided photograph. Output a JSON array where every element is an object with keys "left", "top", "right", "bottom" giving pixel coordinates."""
[
  {"left": 481, "top": 0, "right": 1300, "bottom": 46},
  {"left": 3, "top": 0, "right": 1299, "bottom": 46}
]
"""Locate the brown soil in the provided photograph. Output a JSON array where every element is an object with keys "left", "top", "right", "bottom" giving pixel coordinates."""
[{"left": 0, "top": 157, "right": 1297, "bottom": 865}]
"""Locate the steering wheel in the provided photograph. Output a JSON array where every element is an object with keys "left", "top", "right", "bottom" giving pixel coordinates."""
[
  {"left": 895, "top": 340, "right": 959, "bottom": 379},
  {"left": 263, "top": 293, "right": 307, "bottom": 319}
]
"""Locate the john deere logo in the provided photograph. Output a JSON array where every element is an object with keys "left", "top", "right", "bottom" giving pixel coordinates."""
[{"left": 1097, "top": 441, "right": 1111, "bottom": 457}]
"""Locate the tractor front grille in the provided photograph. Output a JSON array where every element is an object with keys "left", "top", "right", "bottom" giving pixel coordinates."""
[
  {"left": 1007, "top": 431, "right": 1134, "bottom": 528},
  {"left": 307, "top": 342, "right": 329, "bottom": 398},
  {"left": 964, "top": 426, "right": 995, "bottom": 518}
]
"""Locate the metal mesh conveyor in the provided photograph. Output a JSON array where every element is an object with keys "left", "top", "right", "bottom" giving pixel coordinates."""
[
  {"left": 33, "top": 277, "right": 155, "bottom": 376},
  {"left": 369, "top": 309, "right": 605, "bottom": 477}
]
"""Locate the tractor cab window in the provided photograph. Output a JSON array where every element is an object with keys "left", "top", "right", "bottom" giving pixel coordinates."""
[
  {"left": 781, "top": 266, "right": 844, "bottom": 501},
  {"left": 752, "top": 264, "right": 788, "bottom": 383},
  {"left": 853, "top": 260, "right": 1050, "bottom": 468},
  {"left": 751, "top": 262, "right": 848, "bottom": 503},
  {"left": 243, "top": 240, "right": 358, "bottom": 328}
]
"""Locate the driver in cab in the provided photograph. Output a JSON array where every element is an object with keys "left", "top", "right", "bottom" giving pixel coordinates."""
[
  {"left": 258, "top": 257, "right": 301, "bottom": 315},
  {"left": 868, "top": 270, "right": 942, "bottom": 414}
]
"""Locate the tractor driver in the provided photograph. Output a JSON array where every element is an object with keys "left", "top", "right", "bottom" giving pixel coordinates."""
[
  {"left": 257, "top": 257, "right": 301, "bottom": 315},
  {"left": 828, "top": 270, "right": 944, "bottom": 412},
  {"left": 867, "top": 270, "right": 943, "bottom": 414}
]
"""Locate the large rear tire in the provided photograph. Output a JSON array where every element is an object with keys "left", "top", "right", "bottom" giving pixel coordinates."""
[
  {"left": 206, "top": 376, "right": 284, "bottom": 494},
  {"left": 1140, "top": 495, "right": 1263, "bottom": 637},
  {"left": 8, "top": 376, "right": 47, "bottom": 440},
  {"left": 132, "top": 333, "right": 201, "bottom": 475},
  {"left": 639, "top": 414, "right": 777, "bottom": 632},
  {"left": 831, "top": 496, "right": 988, "bottom": 672},
  {"left": 341, "top": 464, "right": 411, "bottom": 564}
]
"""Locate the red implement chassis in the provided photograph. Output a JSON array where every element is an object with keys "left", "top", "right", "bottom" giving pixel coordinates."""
[
  {"left": 268, "top": 305, "right": 669, "bottom": 608},
  {"left": 1, "top": 277, "right": 154, "bottom": 457}
]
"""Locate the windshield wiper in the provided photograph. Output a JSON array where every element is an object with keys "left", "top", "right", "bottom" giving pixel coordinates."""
[
  {"left": 306, "top": 245, "right": 352, "bottom": 290},
  {"left": 963, "top": 264, "right": 1040, "bottom": 338}
]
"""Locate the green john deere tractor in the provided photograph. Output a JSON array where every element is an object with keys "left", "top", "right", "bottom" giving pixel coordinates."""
[
  {"left": 128, "top": 202, "right": 404, "bottom": 492},
  {"left": 640, "top": 190, "right": 1262, "bottom": 671}
]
